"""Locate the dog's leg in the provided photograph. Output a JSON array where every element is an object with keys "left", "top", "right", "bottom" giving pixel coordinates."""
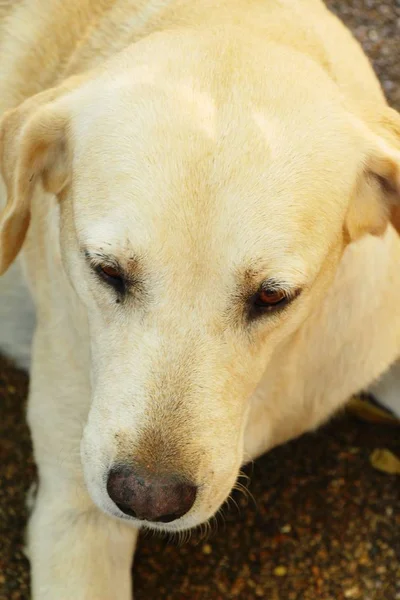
[
  {"left": 368, "top": 360, "right": 400, "bottom": 418},
  {"left": 28, "top": 484, "right": 138, "bottom": 600},
  {"left": 26, "top": 325, "right": 138, "bottom": 600}
]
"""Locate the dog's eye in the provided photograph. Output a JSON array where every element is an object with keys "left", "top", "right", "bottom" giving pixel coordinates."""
[
  {"left": 249, "top": 286, "right": 294, "bottom": 319},
  {"left": 100, "top": 264, "right": 121, "bottom": 280},
  {"left": 96, "top": 264, "right": 125, "bottom": 293},
  {"left": 255, "top": 288, "right": 288, "bottom": 308}
]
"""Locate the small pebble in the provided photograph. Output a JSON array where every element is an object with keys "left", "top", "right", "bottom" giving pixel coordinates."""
[
  {"left": 344, "top": 586, "right": 361, "bottom": 598},
  {"left": 202, "top": 544, "right": 212, "bottom": 555},
  {"left": 255, "top": 586, "right": 265, "bottom": 597},
  {"left": 368, "top": 29, "right": 379, "bottom": 41},
  {"left": 273, "top": 566, "right": 287, "bottom": 577}
]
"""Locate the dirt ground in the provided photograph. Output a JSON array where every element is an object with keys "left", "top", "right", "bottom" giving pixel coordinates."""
[{"left": 1, "top": 1, "right": 400, "bottom": 598}]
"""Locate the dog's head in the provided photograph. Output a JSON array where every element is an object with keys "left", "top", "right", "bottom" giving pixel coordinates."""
[{"left": 1, "top": 30, "right": 400, "bottom": 530}]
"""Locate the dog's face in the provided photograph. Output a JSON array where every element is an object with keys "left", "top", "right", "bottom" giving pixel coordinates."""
[{"left": 1, "top": 31, "right": 400, "bottom": 531}]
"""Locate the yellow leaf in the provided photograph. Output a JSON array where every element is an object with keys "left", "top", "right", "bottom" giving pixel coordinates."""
[{"left": 370, "top": 449, "right": 400, "bottom": 475}]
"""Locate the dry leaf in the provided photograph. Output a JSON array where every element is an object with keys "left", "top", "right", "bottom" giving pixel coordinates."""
[
  {"left": 370, "top": 448, "right": 400, "bottom": 475},
  {"left": 346, "top": 397, "right": 400, "bottom": 426}
]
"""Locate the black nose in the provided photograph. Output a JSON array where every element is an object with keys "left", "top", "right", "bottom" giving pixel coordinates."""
[{"left": 107, "top": 465, "right": 197, "bottom": 523}]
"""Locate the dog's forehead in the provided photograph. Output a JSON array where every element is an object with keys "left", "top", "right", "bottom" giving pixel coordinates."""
[{"left": 70, "top": 40, "right": 361, "bottom": 278}]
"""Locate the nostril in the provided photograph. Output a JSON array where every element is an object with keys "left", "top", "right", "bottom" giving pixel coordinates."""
[
  {"left": 114, "top": 502, "right": 138, "bottom": 519},
  {"left": 106, "top": 465, "right": 197, "bottom": 523},
  {"left": 106, "top": 465, "right": 134, "bottom": 506},
  {"left": 156, "top": 512, "right": 185, "bottom": 524},
  {"left": 167, "top": 482, "right": 197, "bottom": 520}
]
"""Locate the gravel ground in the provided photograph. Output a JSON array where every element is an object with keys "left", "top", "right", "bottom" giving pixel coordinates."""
[{"left": 1, "top": 1, "right": 400, "bottom": 598}]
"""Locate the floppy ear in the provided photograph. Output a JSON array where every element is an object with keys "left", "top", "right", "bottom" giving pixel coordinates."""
[
  {"left": 346, "top": 108, "right": 400, "bottom": 240},
  {"left": 0, "top": 88, "right": 71, "bottom": 274},
  {"left": 0, "top": 70, "right": 93, "bottom": 274}
]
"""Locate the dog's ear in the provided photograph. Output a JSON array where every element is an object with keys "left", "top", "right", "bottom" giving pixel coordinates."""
[
  {"left": 345, "top": 107, "right": 400, "bottom": 241},
  {"left": 0, "top": 90, "right": 69, "bottom": 274},
  {"left": 0, "top": 75, "right": 89, "bottom": 274}
]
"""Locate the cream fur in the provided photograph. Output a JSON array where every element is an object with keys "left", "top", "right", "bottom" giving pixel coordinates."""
[{"left": 1, "top": 1, "right": 400, "bottom": 598}]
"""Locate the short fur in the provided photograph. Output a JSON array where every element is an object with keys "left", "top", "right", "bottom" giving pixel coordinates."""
[{"left": 1, "top": 1, "right": 400, "bottom": 597}]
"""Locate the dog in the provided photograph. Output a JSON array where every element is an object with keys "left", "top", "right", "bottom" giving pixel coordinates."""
[{"left": 1, "top": 0, "right": 400, "bottom": 597}]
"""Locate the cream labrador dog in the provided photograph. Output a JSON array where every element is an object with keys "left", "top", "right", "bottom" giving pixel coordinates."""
[{"left": 1, "top": 0, "right": 400, "bottom": 598}]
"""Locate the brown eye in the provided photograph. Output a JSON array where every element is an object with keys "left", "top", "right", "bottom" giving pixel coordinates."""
[
  {"left": 96, "top": 263, "right": 125, "bottom": 294},
  {"left": 255, "top": 288, "right": 287, "bottom": 307},
  {"left": 248, "top": 282, "right": 301, "bottom": 321},
  {"left": 100, "top": 265, "right": 121, "bottom": 280}
]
